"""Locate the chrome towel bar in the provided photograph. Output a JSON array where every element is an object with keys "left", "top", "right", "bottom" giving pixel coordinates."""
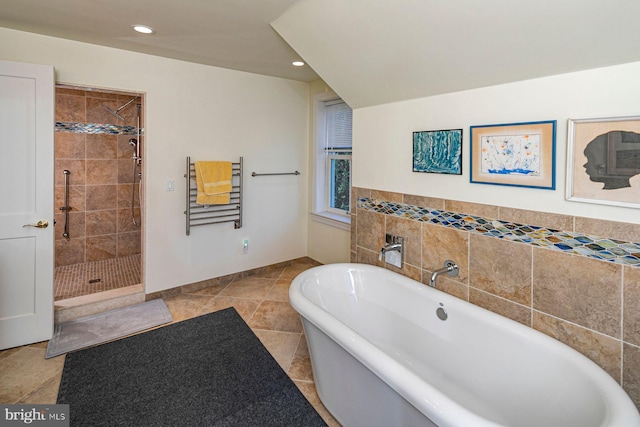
[{"left": 251, "top": 171, "right": 300, "bottom": 177}]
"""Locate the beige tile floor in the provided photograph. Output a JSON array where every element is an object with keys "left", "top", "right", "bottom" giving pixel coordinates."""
[{"left": 0, "top": 261, "right": 340, "bottom": 426}]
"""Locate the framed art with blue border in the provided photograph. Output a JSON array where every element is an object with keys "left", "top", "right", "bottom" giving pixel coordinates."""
[
  {"left": 413, "top": 129, "right": 462, "bottom": 174},
  {"left": 470, "top": 120, "right": 556, "bottom": 189}
]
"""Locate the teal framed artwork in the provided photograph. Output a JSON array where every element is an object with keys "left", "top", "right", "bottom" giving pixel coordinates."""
[{"left": 413, "top": 129, "right": 462, "bottom": 175}]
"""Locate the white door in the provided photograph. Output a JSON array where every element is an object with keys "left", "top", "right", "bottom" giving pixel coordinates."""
[{"left": 0, "top": 60, "right": 55, "bottom": 349}]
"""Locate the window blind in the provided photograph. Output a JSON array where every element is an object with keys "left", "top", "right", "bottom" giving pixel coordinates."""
[{"left": 324, "top": 100, "right": 352, "bottom": 153}]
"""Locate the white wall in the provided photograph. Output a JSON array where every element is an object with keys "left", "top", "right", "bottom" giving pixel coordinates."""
[
  {"left": 0, "top": 27, "right": 310, "bottom": 293},
  {"left": 354, "top": 62, "right": 640, "bottom": 224}
]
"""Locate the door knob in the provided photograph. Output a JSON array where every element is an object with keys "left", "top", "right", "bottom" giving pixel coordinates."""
[{"left": 23, "top": 220, "right": 49, "bottom": 229}]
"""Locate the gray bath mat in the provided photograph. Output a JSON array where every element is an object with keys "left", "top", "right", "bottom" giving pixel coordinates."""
[{"left": 46, "top": 299, "right": 172, "bottom": 358}]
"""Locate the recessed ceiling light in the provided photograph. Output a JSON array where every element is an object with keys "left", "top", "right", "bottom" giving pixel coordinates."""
[
  {"left": 292, "top": 61, "right": 305, "bottom": 67},
  {"left": 132, "top": 25, "right": 155, "bottom": 34}
]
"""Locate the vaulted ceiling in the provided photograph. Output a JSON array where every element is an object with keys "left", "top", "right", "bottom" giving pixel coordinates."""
[
  {"left": 2, "top": 0, "right": 640, "bottom": 108},
  {"left": 273, "top": 0, "right": 640, "bottom": 108}
]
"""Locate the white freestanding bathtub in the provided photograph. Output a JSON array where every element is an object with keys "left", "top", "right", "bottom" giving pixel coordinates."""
[{"left": 290, "top": 263, "right": 640, "bottom": 427}]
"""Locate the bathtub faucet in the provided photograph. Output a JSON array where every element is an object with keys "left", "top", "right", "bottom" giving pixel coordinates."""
[
  {"left": 379, "top": 243, "right": 402, "bottom": 259},
  {"left": 379, "top": 234, "right": 404, "bottom": 268},
  {"left": 429, "top": 260, "right": 459, "bottom": 287}
]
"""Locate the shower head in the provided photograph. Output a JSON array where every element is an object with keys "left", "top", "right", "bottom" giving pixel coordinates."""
[
  {"left": 129, "top": 138, "right": 138, "bottom": 146},
  {"left": 103, "top": 96, "right": 140, "bottom": 122},
  {"left": 103, "top": 105, "right": 125, "bottom": 121}
]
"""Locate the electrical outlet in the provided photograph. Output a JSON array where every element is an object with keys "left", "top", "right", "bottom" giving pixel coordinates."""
[{"left": 242, "top": 239, "right": 249, "bottom": 255}]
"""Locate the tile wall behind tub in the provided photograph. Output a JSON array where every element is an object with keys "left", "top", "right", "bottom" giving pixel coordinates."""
[
  {"left": 54, "top": 87, "right": 142, "bottom": 267},
  {"left": 351, "top": 186, "right": 640, "bottom": 410}
]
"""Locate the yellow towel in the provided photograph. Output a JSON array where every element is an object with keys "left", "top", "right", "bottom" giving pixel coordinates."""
[{"left": 194, "top": 161, "right": 232, "bottom": 205}]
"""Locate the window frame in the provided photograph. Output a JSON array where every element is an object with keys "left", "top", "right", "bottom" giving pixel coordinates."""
[{"left": 311, "top": 93, "right": 352, "bottom": 231}]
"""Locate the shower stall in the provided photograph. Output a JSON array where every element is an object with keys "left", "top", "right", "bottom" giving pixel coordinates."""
[{"left": 54, "top": 86, "right": 144, "bottom": 301}]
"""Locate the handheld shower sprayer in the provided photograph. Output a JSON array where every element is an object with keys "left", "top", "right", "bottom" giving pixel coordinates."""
[
  {"left": 129, "top": 138, "right": 141, "bottom": 165},
  {"left": 129, "top": 138, "right": 142, "bottom": 227}
]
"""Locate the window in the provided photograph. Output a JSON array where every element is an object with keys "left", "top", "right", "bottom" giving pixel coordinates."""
[{"left": 312, "top": 95, "right": 352, "bottom": 230}]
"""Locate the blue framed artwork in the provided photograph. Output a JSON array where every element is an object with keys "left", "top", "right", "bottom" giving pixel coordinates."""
[
  {"left": 470, "top": 120, "right": 556, "bottom": 189},
  {"left": 413, "top": 129, "right": 462, "bottom": 174}
]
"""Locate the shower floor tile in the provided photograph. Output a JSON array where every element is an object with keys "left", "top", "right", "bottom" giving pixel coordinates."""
[{"left": 54, "top": 254, "right": 141, "bottom": 301}]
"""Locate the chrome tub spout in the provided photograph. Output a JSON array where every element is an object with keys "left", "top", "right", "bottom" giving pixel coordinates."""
[{"left": 429, "top": 260, "right": 458, "bottom": 287}]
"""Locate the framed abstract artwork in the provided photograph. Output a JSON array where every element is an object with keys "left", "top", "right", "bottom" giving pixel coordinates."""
[
  {"left": 413, "top": 129, "right": 462, "bottom": 175},
  {"left": 470, "top": 120, "right": 556, "bottom": 189},
  {"left": 566, "top": 115, "right": 640, "bottom": 208}
]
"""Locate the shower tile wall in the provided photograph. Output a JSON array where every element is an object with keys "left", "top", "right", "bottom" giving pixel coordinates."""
[
  {"left": 55, "top": 87, "right": 141, "bottom": 267},
  {"left": 352, "top": 186, "right": 640, "bottom": 409}
]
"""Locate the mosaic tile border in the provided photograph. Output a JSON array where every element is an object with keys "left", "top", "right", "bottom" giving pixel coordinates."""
[
  {"left": 358, "top": 197, "right": 640, "bottom": 268},
  {"left": 56, "top": 121, "right": 144, "bottom": 136}
]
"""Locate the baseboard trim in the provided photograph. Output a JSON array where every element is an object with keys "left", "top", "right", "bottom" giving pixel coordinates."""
[{"left": 145, "top": 256, "right": 321, "bottom": 301}]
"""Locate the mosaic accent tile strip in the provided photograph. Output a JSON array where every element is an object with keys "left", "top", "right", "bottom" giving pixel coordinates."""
[
  {"left": 55, "top": 121, "right": 144, "bottom": 136},
  {"left": 358, "top": 197, "right": 640, "bottom": 268}
]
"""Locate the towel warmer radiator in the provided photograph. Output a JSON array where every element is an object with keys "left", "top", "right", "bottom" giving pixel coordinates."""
[{"left": 184, "top": 156, "right": 243, "bottom": 235}]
